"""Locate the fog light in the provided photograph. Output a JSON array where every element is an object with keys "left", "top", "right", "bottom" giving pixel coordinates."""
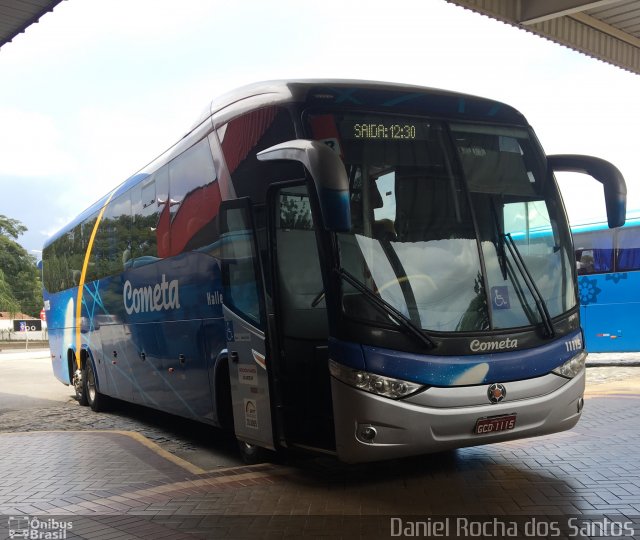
[
  {"left": 359, "top": 425, "right": 377, "bottom": 442},
  {"left": 577, "top": 397, "right": 584, "bottom": 413}
]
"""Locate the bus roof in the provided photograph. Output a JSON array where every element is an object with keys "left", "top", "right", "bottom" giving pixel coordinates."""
[
  {"left": 200, "top": 79, "right": 527, "bottom": 126},
  {"left": 571, "top": 213, "right": 640, "bottom": 234},
  {"left": 44, "top": 79, "right": 529, "bottom": 248}
]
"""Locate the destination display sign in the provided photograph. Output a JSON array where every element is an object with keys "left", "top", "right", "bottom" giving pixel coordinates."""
[{"left": 339, "top": 115, "right": 431, "bottom": 141}]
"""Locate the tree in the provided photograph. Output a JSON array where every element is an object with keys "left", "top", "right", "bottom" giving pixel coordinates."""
[
  {"left": 0, "top": 268, "right": 20, "bottom": 316},
  {"left": 0, "top": 215, "right": 42, "bottom": 317},
  {"left": 0, "top": 215, "right": 27, "bottom": 240}
]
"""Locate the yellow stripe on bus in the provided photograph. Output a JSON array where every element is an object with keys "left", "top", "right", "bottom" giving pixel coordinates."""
[{"left": 74, "top": 190, "right": 117, "bottom": 369}]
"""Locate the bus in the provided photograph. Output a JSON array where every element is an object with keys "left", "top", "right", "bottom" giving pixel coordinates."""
[
  {"left": 42, "top": 80, "right": 626, "bottom": 463},
  {"left": 573, "top": 215, "right": 640, "bottom": 353}
]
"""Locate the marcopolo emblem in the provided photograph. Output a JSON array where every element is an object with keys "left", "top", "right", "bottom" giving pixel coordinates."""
[{"left": 487, "top": 383, "right": 507, "bottom": 404}]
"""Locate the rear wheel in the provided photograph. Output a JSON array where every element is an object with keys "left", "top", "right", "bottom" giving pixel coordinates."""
[
  {"left": 73, "top": 366, "right": 88, "bottom": 406},
  {"left": 84, "top": 360, "right": 108, "bottom": 412}
]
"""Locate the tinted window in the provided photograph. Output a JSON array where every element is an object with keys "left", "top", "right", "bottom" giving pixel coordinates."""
[
  {"left": 452, "top": 124, "right": 543, "bottom": 197},
  {"left": 43, "top": 213, "right": 97, "bottom": 293},
  {"left": 131, "top": 168, "right": 169, "bottom": 263},
  {"left": 42, "top": 234, "right": 69, "bottom": 293},
  {"left": 616, "top": 227, "right": 640, "bottom": 271},
  {"left": 218, "top": 107, "right": 303, "bottom": 203},
  {"left": 66, "top": 223, "right": 86, "bottom": 287},
  {"left": 573, "top": 229, "right": 614, "bottom": 275},
  {"left": 168, "top": 138, "right": 220, "bottom": 255},
  {"left": 89, "top": 194, "right": 131, "bottom": 281},
  {"left": 220, "top": 203, "right": 263, "bottom": 327}
]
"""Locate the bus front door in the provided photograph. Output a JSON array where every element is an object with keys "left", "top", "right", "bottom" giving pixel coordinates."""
[
  {"left": 219, "top": 199, "right": 275, "bottom": 452},
  {"left": 268, "top": 183, "right": 334, "bottom": 451}
]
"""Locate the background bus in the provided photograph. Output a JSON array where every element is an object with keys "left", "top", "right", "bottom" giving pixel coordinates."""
[
  {"left": 573, "top": 215, "right": 640, "bottom": 353},
  {"left": 42, "top": 80, "right": 625, "bottom": 463}
]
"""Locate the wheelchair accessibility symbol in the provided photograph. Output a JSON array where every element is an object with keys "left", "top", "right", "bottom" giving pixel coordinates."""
[
  {"left": 491, "top": 286, "right": 510, "bottom": 310},
  {"left": 225, "top": 321, "right": 235, "bottom": 342}
]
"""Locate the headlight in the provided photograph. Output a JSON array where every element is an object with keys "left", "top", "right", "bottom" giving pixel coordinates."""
[
  {"left": 552, "top": 351, "right": 587, "bottom": 378},
  {"left": 329, "top": 359, "right": 425, "bottom": 399}
]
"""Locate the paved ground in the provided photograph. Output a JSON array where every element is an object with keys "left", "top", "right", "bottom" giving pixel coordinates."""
[
  {"left": 0, "top": 349, "right": 639, "bottom": 539},
  {"left": 0, "top": 349, "right": 243, "bottom": 471},
  {"left": 0, "top": 349, "right": 71, "bottom": 409}
]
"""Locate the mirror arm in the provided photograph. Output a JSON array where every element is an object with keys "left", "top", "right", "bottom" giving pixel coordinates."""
[{"left": 548, "top": 154, "right": 627, "bottom": 228}]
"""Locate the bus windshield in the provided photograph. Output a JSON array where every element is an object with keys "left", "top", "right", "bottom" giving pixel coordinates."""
[{"left": 309, "top": 112, "right": 576, "bottom": 333}]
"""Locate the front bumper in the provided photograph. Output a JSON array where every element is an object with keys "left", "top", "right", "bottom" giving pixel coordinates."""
[{"left": 331, "top": 370, "right": 585, "bottom": 463}]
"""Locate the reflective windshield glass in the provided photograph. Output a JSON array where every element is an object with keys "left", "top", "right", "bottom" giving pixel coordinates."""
[
  {"left": 451, "top": 123, "right": 576, "bottom": 329},
  {"left": 308, "top": 113, "right": 576, "bottom": 333}
]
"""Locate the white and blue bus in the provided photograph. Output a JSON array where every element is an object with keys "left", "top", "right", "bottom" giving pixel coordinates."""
[
  {"left": 573, "top": 215, "right": 640, "bottom": 352},
  {"left": 42, "top": 80, "right": 626, "bottom": 463}
]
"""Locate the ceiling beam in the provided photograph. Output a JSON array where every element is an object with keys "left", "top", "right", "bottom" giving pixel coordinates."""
[
  {"left": 444, "top": 0, "right": 640, "bottom": 75},
  {"left": 520, "top": 0, "right": 623, "bottom": 25},
  {"left": 571, "top": 10, "right": 640, "bottom": 48}
]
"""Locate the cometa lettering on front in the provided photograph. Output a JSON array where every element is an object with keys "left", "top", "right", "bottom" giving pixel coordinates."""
[
  {"left": 123, "top": 274, "right": 180, "bottom": 315},
  {"left": 470, "top": 337, "right": 518, "bottom": 353}
]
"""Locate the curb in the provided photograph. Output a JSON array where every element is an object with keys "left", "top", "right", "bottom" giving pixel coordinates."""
[{"left": 587, "top": 361, "right": 640, "bottom": 367}]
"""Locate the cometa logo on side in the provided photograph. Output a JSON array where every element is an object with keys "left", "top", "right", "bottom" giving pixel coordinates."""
[
  {"left": 470, "top": 337, "right": 518, "bottom": 353},
  {"left": 123, "top": 274, "right": 180, "bottom": 315}
]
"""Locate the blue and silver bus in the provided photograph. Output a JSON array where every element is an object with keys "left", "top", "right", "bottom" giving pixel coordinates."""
[
  {"left": 42, "top": 80, "right": 626, "bottom": 463},
  {"left": 573, "top": 215, "right": 640, "bottom": 352}
]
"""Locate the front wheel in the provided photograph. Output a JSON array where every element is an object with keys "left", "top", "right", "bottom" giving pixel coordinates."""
[
  {"left": 237, "top": 439, "right": 267, "bottom": 465},
  {"left": 84, "top": 360, "right": 108, "bottom": 412}
]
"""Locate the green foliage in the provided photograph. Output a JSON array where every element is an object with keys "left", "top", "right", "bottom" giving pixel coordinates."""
[
  {"left": 280, "top": 195, "right": 313, "bottom": 230},
  {"left": 0, "top": 215, "right": 27, "bottom": 240},
  {"left": 0, "top": 214, "right": 42, "bottom": 317},
  {"left": 0, "top": 268, "right": 20, "bottom": 315}
]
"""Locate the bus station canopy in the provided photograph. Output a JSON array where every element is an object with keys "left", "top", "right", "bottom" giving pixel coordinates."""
[
  {"left": 2, "top": 0, "right": 639, "bottom": 76},
  {"left": 0, "top": 0, "right": 62, "bottom": 49},
  {"left": 446, "top": 0, "right": 640, "bottom": 75}
]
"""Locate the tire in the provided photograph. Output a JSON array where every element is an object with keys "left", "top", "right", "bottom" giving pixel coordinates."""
[
  {"left": 84, "top": 360, "right": 108, "bottom": 412},
  {"left": 237, "top": 440, "right": 267, "bottom": 465},
  {"left": 73, "top": 366, "right": 88, "bottom": 406}
]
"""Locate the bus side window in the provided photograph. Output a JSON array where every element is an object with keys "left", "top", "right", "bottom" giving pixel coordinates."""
[
  {"left": 616, "top": 227, "right": 640, "bottom": 271},
  {"left": 68, "top": 224, "right": 85, "bottom": 286},
  {"left": 168, "top": 139, "right": 220, "bottom": 256},
  {"left": 218, "top": 106, "right": 303, "bottom": 205},
  {"left": 85, "top": 194, "right": 131, "bottom": 281},
  {"left": 219, "top": 202, "right": 263, "bottom": 328},
  {"left": 576, "top": 249, "right": 595, "bottom": 274},
  {"left": 131, "top": 168, "right": 169, "bottom": 263},
  {"left": 573, "top": 229, "right": 614, "bottom": 275}
]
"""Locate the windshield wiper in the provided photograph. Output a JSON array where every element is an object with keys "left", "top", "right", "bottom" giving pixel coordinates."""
[
  {"left": 489, "top": 201, "right": 554, "bottom": 338},
  {"left": 489, "top": 202, "right": 508, "bottom": 280},
  {"left": 338, "top": 268, "right": 435, "bottom": 349},
  {"left": 503, "top": 233, "right": 555, "bottom": 338}
]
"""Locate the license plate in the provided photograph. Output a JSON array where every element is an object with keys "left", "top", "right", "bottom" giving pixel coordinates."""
[{"left": 474, "top": 414, "right": 517, "bottom": 434}]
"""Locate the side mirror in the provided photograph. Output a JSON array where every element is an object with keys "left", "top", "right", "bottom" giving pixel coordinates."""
[
  {"left": 548, "top": 154, "right": 627, "bottom": 228},
  {"left": 257, "top": 140, "right": 351, "bottom": 232}
]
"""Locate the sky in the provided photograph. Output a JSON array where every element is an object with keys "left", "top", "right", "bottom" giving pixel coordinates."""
[{"left": 0, "top": 0, "right": 639, "bottom": 257}]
